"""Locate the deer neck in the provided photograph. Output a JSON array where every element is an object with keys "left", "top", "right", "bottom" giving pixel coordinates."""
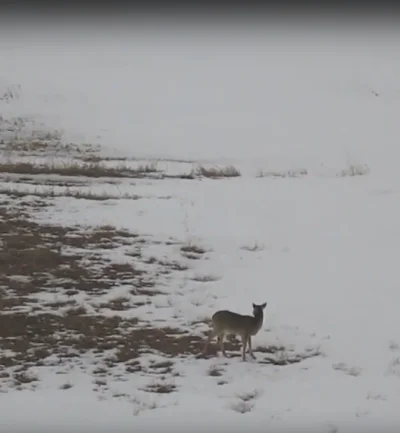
[{"left": 253, "top": 311, "right": 264, "bottom": 328}]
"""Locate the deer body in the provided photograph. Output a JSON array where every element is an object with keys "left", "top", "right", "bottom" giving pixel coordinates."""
[{"left": 203, "top": 302, "right": 267, "bottom": 361}]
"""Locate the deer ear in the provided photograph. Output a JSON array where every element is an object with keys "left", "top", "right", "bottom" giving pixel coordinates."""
[
  {"left": 261, "top": 302, "right": 267, "bottom": 309},
  {"left": 252, "top": 303, "right": 256, "bottom": 308}
]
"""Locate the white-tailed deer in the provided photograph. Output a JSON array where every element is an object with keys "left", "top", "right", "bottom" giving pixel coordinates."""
[{"left": 203, "top": 302, "right": 267, "bottom": 361}]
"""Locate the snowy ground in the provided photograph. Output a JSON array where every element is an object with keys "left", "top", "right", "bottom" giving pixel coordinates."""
[{"left": 1, "top": 18, "right": 400, "bottom": 432}]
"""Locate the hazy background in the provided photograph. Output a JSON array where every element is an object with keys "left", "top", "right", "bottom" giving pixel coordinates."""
[{"left": 1, "top": 14, "right": 400, "bottom": 173}]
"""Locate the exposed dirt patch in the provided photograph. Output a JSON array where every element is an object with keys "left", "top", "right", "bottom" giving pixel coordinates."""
[{"left": 0, "top": 198, "right": 212, "bottom": 392}]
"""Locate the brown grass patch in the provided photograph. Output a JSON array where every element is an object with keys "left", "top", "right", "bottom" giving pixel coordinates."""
[
  {"left": 0, "top": 189, "right": 275, "bottom": 394},
  {"left": 150, "top": 360, "right": 174, "bottom": 369},
  {"left": 143, "top": 379, "right": 176, "bottom": 394},
  {"left": 80, "top": 155, "right": 128, "bottom": 163},
  {"left": 43, "top": 299, "right": 77, "bottom": 309},
  {"left": 145, "top": 256, "right": 189, "bottom": 272},
  {"left": 13, "top": 370, "right": 38, "bottom": 385},
  {"left": 180, "top": 243, "right": 207, "bottom": 255},
  {"left": 194, "top": 165, "right": 241, "bottom": 179},
  {"left": 256, "top": 168, "right": 308, "bottom": 178},
  {"left": 164, "top": 172, "right": 196, "bottom": 180},
  {"left": 255, "top": 344, "right": 286, "bottom": 354},
  {"left": 0, "top": 200, "right": 212, "bottom": 381},
  {"left": 65, "top": 305, "right": 88, "bottom": 316},
  {"left": 156, "top": 259, "right": 189, "bottom": 272},
  {"left": 93, "top": 378, "right": 108, "bottom": 387},
  {"left": 0, "top": 161, "right": 160, "bottom": 179},
  {"left": 191, "top": 274, "right": 219, "bottom": 282},
  {"left": 0, "top": 186, "right": 140, "bottom": 201},
  {"left": 182, "top": 252, "right": 203, "bottom": 260},
  {"left": 148, "top": 360, "right": 175, "bottom": 374},
  {"left": 129, "top": 286, "right": 164, "bottom": 298},
  {"left": 93, "top": 367, "right": 108, "bottom": 376},
  {"left": 99, "top": 296, "right": 133, "bottom": 311}
]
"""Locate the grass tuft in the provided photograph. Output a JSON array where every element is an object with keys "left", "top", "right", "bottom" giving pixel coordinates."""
[
  {"left": 143, "top": 379, "right": 176, "bottom": 394},
  {"left": 180, "top": 243, "right": 207, "bottom": 255},
  {"left": 256, "top": 168, "right": 307, "bottom": 178},
  {"left": 337, "top": 163, "right": 370, "bottom": 177},
  {"left": 207, "top": 365, "right": 225, "bottom": 377},
  {"left": 194, "top": 165, "right": 241, "bottom": 179},
  {"left": 191, "top": 274, "right": 220, "bottom": 283},
  {"left": 0, "top": 185, "right": 140, "bottom": 201},
  {"left": 0, "top": 161, "right": 160, "bottom": 179}
]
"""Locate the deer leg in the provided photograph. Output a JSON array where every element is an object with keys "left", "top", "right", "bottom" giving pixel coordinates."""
[
  {"left": 219, "top": 333, "right": 229, "bottom": 357},
  {"left": 247, "top": 336, "right": 256, "bottom": 359},
  {"left": 241, "top": 335, "right": 247, "bottom": 361},
  {"left": 203, "top": 329, "right": 216, "bottom": 355}
]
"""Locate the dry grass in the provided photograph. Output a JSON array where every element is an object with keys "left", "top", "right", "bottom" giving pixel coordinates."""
[
  {"left": 81, "top": 155, "right": 128, "bottom": 163},
  {"left": 230, "top": 389, "right": 260, "bottom": 414},
  {"left": 164, "top": 172, "right": 196, "bottom": 180},
  {"left": 207, "top": 364, "right": 225, "bottom": 377},
  {"left": 145, "top": 256, "right": 189, "bottom": 272},
  {"left": 148, "top": 360, "right": 175, "bottom": 375},
  {"left": 180, "top": 243, "right": 207, "bottom": 255},
  {"left": 332, "top": 362, "right": 362, "bottom": 377},
  {"left": 337, "top": 163, "right": 370, "bottom": 177},
  {"left": 191, "top": 274, "right": 219, "bottom": 282},
  {"left": 1, "top": 136, "right": 68, "bottom": 153},
  {"left": 0, "top": 219, "right": 141, "bottom": 298},
  {"left": 256, "top": 168, "right": 308, "bottom": 178},
  {"left": 98, "top": 296, "right": 136, "bottom": 311},
  {"left": 131, "top": 398, "right": 159, "bottom": 416},
  {"left": 0, "top": 136, "right": 319, "bottom": 399},
  {"left": 156, "top": 259, "right": 189, "bottom": 272},
  {"left": 143, "top": 379, "right": 176, "bottom": 394},
  {"left": 0, "top": 186, "right": 140, "bottom": 201},
  {"left": 0, "top": 303, "right": 210, "bottom": 369},
  {"left": 13, "top": 370, "right": 39, "bottom": 385},
  {"left": 237, "top": 389, "right": 260, "bottom": 402},
  {"left": 0, "top": 161, "right": 160, "bottom": 179},
  {"left": 201, "top": 341, "right": 322, "bottom": 365},
  {"left": 149, "top": 360, "right": 175, "bottom": 370},
  {"left": 256, "top": 344, "right": 286, "bottom": 354},
  {"left": 257, "top": 346, "right": 322, "bottom": 366},
  {"left": 230, "top": 400, "right": 254, "bottom": 414},
  {"left": 194, "top": 165, "right": 241, "bottom": 179},
  {"left": 0, "top": 117, "right": 71, "bottom": 159},
  {"left": 0, "top": 200, "right": 212, "bottom": 386},
  {"left": 93, "top": 378, "right": 108, "bottom": 387},
  {"left": 240, "top": 242, "right": 264, "bottom": 252}
]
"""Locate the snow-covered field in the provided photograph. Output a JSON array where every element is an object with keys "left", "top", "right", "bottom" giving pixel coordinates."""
[{"left": 1, "top": 18, "right": 400, "bottom": 431}]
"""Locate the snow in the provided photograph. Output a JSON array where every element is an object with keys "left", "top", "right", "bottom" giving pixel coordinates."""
[{"left": 1, "top": 17, "right": 400, "bottom": 431}]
